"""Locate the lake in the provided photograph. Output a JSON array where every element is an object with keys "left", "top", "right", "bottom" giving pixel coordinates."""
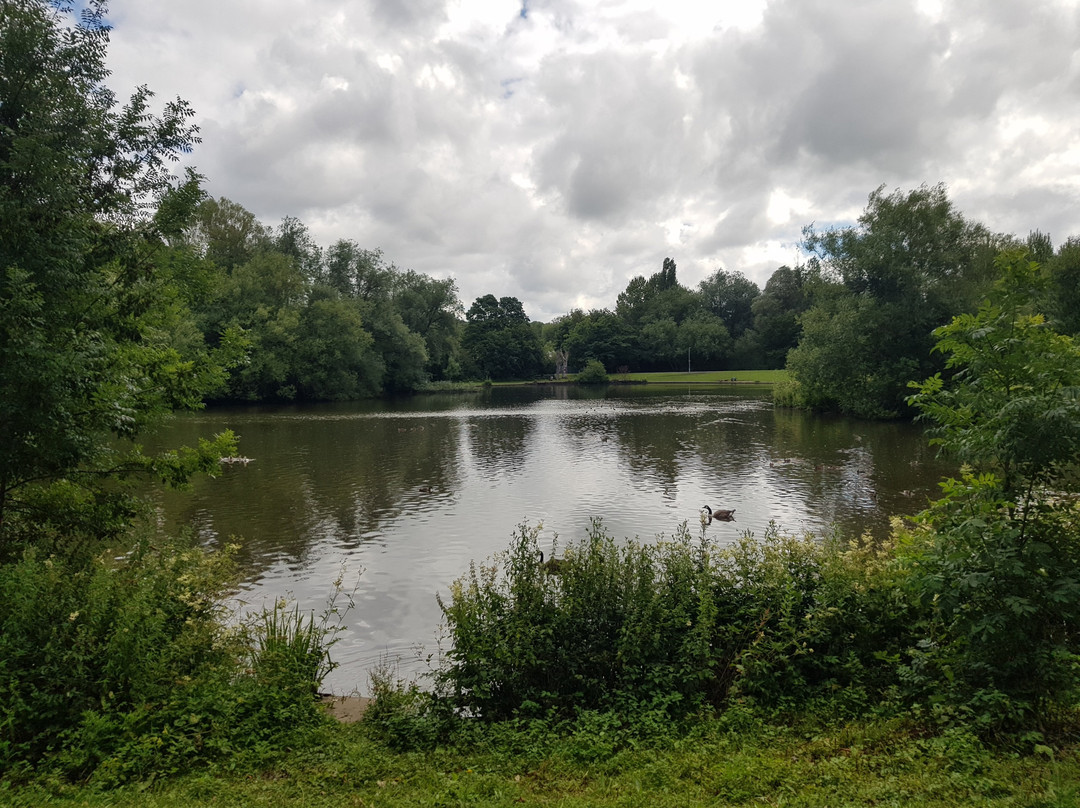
[{"left": 145, "top": 383, "right": 953, "bottom": 695}]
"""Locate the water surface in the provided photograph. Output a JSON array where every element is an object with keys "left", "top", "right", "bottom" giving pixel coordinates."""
[{"left": 146, "top": 384, "right": 952, "bottom": 693}]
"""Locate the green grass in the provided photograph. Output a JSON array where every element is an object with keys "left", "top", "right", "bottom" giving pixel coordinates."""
[
  {"left": 492, "top": 369, "right": 789, "bottom": 386},
  {"left": 621, "top": 369, "right": 788, "bottom": 384},
  {"left": 5, "top": 715, "right": 1079, "bottom": 807}
]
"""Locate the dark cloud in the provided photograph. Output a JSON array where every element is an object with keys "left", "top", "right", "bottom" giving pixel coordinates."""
[
  {"left": 368, "top": 0, "right": 448, "bottom": 35},
  {"left": 533, "top": 51, "right": 692, "bottom": 221}
]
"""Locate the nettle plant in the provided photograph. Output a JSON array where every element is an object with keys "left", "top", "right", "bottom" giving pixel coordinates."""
[{"left": 904, "top": 250, "right": 1080, "bottom": 728}]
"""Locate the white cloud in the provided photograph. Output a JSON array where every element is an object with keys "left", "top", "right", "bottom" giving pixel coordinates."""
[{"left": 103, "top": 0, "right": 1080, "bottom": 320}]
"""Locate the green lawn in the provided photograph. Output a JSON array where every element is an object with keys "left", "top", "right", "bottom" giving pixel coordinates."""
[
  {"left": 488, "top": 369, "right": 789, "bottom": 386},
  {"left": 5, "top": 715, "right": 1078, "bottom": 807},
  {"left": 620, "top": 369, "right": 788, "bottom": 384}
]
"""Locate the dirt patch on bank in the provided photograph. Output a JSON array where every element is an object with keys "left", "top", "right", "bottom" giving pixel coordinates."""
[{"left": 319, "top": 694, "right": 371, "bottom": 723}]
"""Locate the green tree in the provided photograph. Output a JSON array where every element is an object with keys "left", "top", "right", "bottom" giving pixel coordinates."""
[
  {"left": 903, "top": 251, "right": 1080, "bottom": 723},
  {"left": 563, "top": 309, "right": 636, "bottom": 372},
  {"left": 294, "top": 294, "right": 382, "bottom": 399},
  {"left": 360, "top": 302, "right": 429, "bottom": 392},
  {"left": 639, "top": 318, "right": 680, "bottom": 369},
  {"left": 322, "top": 240, "right": 392, "bottom": 300},
  {"left": 678, "top": 311, "right": 731, "bottom": 368},
  {"left": 908, "top": 251, "right": 1080, "bottom": 499},
  {"left": 187, "top": 197, "right": 272, "bottom": 272},
  {"left": 787, "top": 184, "right": 996, "bottom": 417},
  {"left": 1046, "top": 236, "right": 1080, "bottom": 337},
  {"left": 698, "top": 269, "right": 760, "bottom": 339},
  {"left": 786, "top": 295, "right": 919, "bottom": 417},
  {"left": 462, "top": 295, "right": 543, "bottom": 380},
  {"left": 745, "top": 265, "right": 809, "bottom": 368},
  {"left": 617, "top": 258, "right": 697, "bottom": 329},
  {"left": 391, "top": 270, "right": 463, "bottom": 379},
  {"left": 615, "top": 275, "right": 651, "bottom": 326},
  {"left": 275, "top": 215, "right": 323, "bottom": 283},
  {"left": 0, "top": 0, "right": 240, "bottom": 541},
  {"left": 206, "top": 251, "right": 307, "bottom": 400}
]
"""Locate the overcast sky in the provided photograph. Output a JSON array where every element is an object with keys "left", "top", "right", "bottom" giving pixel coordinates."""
[{"left": 101, "top": 0, "right": 1080, "bottom": 321}]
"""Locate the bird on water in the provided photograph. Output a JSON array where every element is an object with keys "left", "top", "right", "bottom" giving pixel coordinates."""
[
  {"left": 539, "top": 550, "right": 567, "bottom": 574},
  {"left": 701, "top": 505, "right": 736, "bottom": 523}
]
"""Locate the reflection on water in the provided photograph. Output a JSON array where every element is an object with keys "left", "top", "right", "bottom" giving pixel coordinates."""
[{"left": 144, "top": 385, "right": 954, "bottom": 694}]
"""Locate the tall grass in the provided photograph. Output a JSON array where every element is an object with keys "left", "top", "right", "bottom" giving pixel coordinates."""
[
  {"left": 435, "top": 520, "right": 916, "bottom": 723},
  {"left": 0, "top": 534, "right": 343, "bottom": 785}
]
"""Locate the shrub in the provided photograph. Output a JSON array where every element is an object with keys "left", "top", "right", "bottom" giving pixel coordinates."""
[
  {"left": 896, "top": 471, "right": 1080, "bottom": 731},
  {"left": 720, "top": 526, "right": 915, "bottom": 713},
  {"left": 771, "top": 378, "right": 803, "bottom": 408},
  {"left": 0, "top": 535, "right": 338, "bottom": 784},
  {"left": 364, "top": 660, "right": 449, "bottom": 750},
  {"left": 903, "top": 252, "right": 1080, "bottom": 731},
  {"left": 436, "top": 520, "right": 913, "bottom": 722},
  {"left": 576, "top": 360, "right": 609, "bottom": 384}
]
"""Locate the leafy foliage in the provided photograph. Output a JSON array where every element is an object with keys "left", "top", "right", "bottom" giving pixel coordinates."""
[
  {"left": 786, "top": 184, "right": 998, "bottom": 417},
  {"left": 461, "top": 294, "right": 544, "bottom": 380},
  {"left": 698, "top": 269, "right": 760, "bottom": 340},
  {"left": 0, "top": 0, "right": 244, "bottom": 542},
  {"left": 742, "top": 265, "right": 810, "bottom": 369},
  {"left": 909, "top": 251, "right": 1080, "bottom": 496},
  {"left": 436, "top": 521, "right": 913, "bottom": 722},
  {"left": 903, "top": 250, "right": 1080, "bottom": 729},
  {"left": 0, "top": 536, "right": 337, "bottom": 784},
  {"left": 575, "top": 359, "right": 609, "bottom": 384}
]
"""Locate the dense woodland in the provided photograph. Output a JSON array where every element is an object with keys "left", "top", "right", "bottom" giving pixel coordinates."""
[
  {"left": 42, "top": 163, "right": 1080, "bottom": 425},
  {"left": 4, "top": 0, "right": 1080, "bottom": 795}
]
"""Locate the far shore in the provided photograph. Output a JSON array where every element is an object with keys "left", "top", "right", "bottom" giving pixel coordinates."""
[{"left": 420, "top": 369, "right": 788, "bottom": 392}]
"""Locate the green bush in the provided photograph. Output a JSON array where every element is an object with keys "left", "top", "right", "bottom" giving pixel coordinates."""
[
  {"left": 575, "top": 360, "right": 609, "bottom": 384},
  {"left": 896, "top": 472, "right": 1080, "bottom": 731},
  {"left": 436, "top": 520, "right": 914, "bottom": 722},
  {"left": 720, "top": 527, "right": 915, "bottom": 713},
  {"left": 0, "top": 536, "right": 337, "bottom": 785},
  {"left": 364, "top": 660, "right": 450, "bottom": 751},
  {"left": 771, "top": 378, "right": 803, "bottom": 408},
  {"left": 903, "top": 252, "right": 1080, "bottom": 731}
]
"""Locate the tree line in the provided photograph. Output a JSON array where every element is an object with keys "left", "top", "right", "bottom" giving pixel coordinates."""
[
  {"left": 148, "top": 196, "right": 809, "bottom": 397},
  {"left": 170, "top": 182, "right": 1080, "bottom": 425}
]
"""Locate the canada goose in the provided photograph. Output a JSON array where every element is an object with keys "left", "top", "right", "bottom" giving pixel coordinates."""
[
  {"left": 701, "top": 505, "right": 736, "bottom": 523},
  {"left": 539, "top": 550, "right": 567, "bottom": 574}
]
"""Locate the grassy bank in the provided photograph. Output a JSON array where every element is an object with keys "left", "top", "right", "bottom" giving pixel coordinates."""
[
  {"left": 6, "top": 713, "right": 1078, "bottom": 807},
  {"left": 480, "top": 369, "right": 789, "bottom": 386},
  {"left": 619, "top": 369, "right": 788, "bottom": 384}
]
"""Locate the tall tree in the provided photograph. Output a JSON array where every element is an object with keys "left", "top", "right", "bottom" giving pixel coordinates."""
[
  {"left": 787, "top": 184, "right": 997, "bottom": 417},
  {"left": 462, "top": 295, "right": 543, "bottom": 380},
  {"left": 617, "top": 258, "right": 696, "bottom": 328},
  {"left": 698, "top": 269, "right": 760, "bottom": 340},
  {"left": 904, "top": 250, "right": 1080, "bottom": 719},
  {"left": 187, "top": 197, "right": 272, "bottom": 271},
  {"left": 321, "top": 240, "right": 392, "bottom": 300},
  {"left": 0, "top": 0, "right": 239, "bottom": 541},
  {"left": 1046, "top": 236, "right": 1080, "bottom": 337},
  {"left": 391, "top": 270, "right": 463, "bottom": 379},
  {"left": 563, "top": 309, "right": 636, "bottom": 372},
  {"left": 275, "top": 215, "right": 323, "bottom": 283},
  {"left": 744, "top": 265, "right": 810, "bottom": 368}
]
